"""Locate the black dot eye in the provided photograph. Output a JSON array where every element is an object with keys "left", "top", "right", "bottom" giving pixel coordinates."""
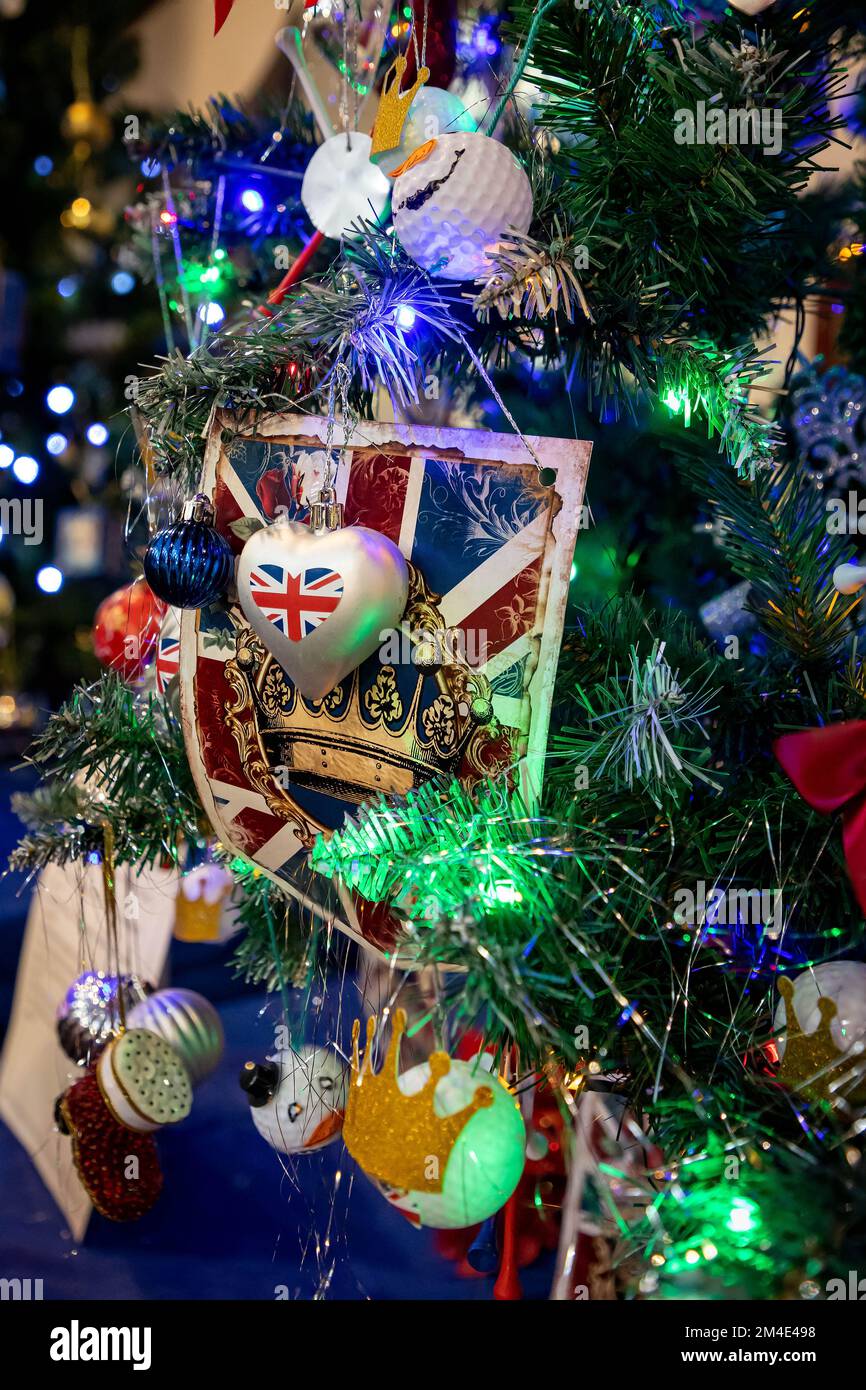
[{"left": 320, "top": 1078, "right": 333, "bottom": 1092}]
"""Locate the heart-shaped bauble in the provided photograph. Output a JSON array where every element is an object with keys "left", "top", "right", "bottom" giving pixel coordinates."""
[{"left": 237, "top": 519, "right": 409, "bottom": 702}]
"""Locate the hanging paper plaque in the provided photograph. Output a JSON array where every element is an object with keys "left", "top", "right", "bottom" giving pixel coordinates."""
[{"left": 180, "top": 412, "right": 590, "bottom": 959}]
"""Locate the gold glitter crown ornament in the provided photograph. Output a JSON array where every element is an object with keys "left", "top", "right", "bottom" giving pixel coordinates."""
[
  {"left": 776, "top": 976, "right": 866, "bottom": 1104},
  {"left": 370, "top": 54, "right": 430, "bottom": 161},
  {"left": 343, "top": 1008, "right": 494, "bottom": 1192}
]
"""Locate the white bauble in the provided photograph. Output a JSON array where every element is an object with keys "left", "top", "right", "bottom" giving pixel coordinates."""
[
  {"left": 773, "top": 961, "right": 866, "bottom": 1058},
  {"left": 374, "top": 1058, "right": 526, "bottom": 1229},
  {"left": 301, "top": 132, "right": 390, "bottom": 239},
  {"left": 730, "top": 0, "right": 776, "bottom": 14},
  {"left": 250, "top": 1046, "right": 348, "bottom": 1154},
  {"left": 372, "top": 87, "right": 476, "bottom": 177},
  {"left": 392, "top": 132, "right": 533, "bottom": 281}
]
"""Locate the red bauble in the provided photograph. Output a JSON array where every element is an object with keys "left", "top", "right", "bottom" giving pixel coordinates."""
[{"left": 92, "top": 580, "right": 165, "bottom": 683}]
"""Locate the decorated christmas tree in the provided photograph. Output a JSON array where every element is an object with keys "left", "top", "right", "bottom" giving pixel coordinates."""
[{"left": 5, "top": 0, "right": 866, "bottom": 1317}]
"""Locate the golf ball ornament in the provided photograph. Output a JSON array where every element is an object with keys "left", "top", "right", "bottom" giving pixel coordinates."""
[
  {"left": 372, "top": 86, "right": 476, "bottom": 177},
  {"left": 343, "top": 1009, "right": 526, "bottom": 1230},
  {"left": 236, "top": 492, "right": 409, "bottom": 702},
  {"left": 392, "top": 132, "right": 533, "bottom": 281},
  {"left": 245, "top": 1046, "right": 348, "bottom": 1154}
]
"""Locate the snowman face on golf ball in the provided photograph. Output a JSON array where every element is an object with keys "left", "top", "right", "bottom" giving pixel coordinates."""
[
  {"left": 252, "top": 1046, "right": 348, "bottom": 1154},
  {"left": 391, "top": 132, "right": 533, "bottom": 281},
  {"left": 375, "top": 1058, "right": 526, "bottom": 1229}
]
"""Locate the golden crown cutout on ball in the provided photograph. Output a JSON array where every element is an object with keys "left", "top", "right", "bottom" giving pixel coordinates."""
[
  {"left": 343, "top": 1008, "right": 494, "bottom": 1192},
  {"left": 776, "top": 977, "right": 866, "bottom": 1104},
  {"left": 370, "top": 54, "right": 430, "bottom": 160}
]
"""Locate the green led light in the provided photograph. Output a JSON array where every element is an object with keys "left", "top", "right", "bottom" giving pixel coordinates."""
[
  {"left": 663, "top": 386, "right": 692, "bottom": 426},
  {"left": 491, "top": 882, "right": 523, "bottom": 906},
  {"left": 726, "top": 1197, "right": 758, "bottom": 1234}
]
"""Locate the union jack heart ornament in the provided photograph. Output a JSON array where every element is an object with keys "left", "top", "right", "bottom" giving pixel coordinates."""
[{"left": 236, "top": 490, "right": 410, "bottom": 702}]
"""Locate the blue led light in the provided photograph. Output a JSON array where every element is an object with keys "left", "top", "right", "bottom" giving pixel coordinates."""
[
  {"left": 140, "top": 157, "right": 162, "bottom": 178},
  {"left": 37, "top": 566, "right": 64, "bottom": 594},
  {"left": 198, "top": 301, "right": 225, "bottom": 326},
  {"left": 46, "top": 385, "right": 75, "bottom": 415},
  {"left": 240, "top": 188, "right": 265, "bottom": 213},
  {"left": 0, "top": 445, "right": 13, "bottom": 469},
  {"left": 46, "top": 433, "right": 68, "bottom": 455},
  {"left": 396, "top": 304, "right": 417, "bottom": 329},
  {"left": 13, "top": 455, "right": 40, "bottom": 485},
  {"left": 86, "top": 423, "right": 109, "bottom": 447},
  {"left": 57, "top": 276, "right": 79, "bottom": 299},
  {"left": 111, "top": 270, "right": 135, "bottom": 295},
  {"left": 34, "top": 155, "right": 53, "bottom": 177}
]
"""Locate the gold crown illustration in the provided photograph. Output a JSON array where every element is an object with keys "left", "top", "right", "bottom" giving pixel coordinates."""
[
  {"left": 343, "top": 1009, "right": 494, "bottom": 1192},
  {"left": 776, "top": 977, "right": 866, "bottom": 1104},
  {"left": 224, "top": 565, "right": 503, "bottom": 837},
  {"left": 370, "top": 54, "right": 430, "bottom": 160}
]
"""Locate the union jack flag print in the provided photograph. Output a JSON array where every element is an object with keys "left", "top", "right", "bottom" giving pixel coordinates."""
[
  {"left": 155, "top": 633, "right": 179, "bottom": 694},
  {"left": 248, "top": 563, "right": 344, "bottom": 641},
  {"left": 182, "top": 413, "right": 589, "bottom": 960}
]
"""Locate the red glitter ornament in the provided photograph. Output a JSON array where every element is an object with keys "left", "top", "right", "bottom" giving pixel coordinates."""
[
  {"left": 403, "top": 0, "right": 457, "bottom": 89},
  {"left": 60, "top": 1071, "right": 163, "bottom": 1221},
  {"left": 92, "top": 579, "right": 166, "bottom": 684}
]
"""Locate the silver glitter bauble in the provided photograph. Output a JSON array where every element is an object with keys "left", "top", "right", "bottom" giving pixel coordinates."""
[
  {"left": 127, "top": 988, "right": 224, "bottom": 1085},
  {"left": 56, "top": 971, "right": 151, "bottom": 1066},
  {"left": 788, "top": 362, "right": 866, "bottom": 491}
]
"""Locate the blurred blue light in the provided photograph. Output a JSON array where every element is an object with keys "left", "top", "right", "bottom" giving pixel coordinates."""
[
  {"left": 13, "top": 455, "right": 40, "bottom": 484},
  {"left": 57, "top": 276, "right": 79, "bottom": 299},
  {"left": 34, "top": 155, "right": 53, "bottom": 176},
  {"left": 37, "top": 566, "right": 64, "bottom": 594},
  {"left": 240, "top": 187, "right": 265, "bottom": 213},
  {"left": 111, "top": 270, "right": 135, "bottom": 296},
  {"left": 0, "top": 445, "right": 13, "bottom": 469},
  {"left": 140, "top": 157, "right": 161, "bottom": 178},
  {"left": 396, "top": 304, "right": 417, "bottom": 329},
  {"left": 46, "top": 433, "right": 68, "bottom": 455},
  {"left": 46, "top": 385, "right": 75, "bottom": 415},
  {"left": 198, "top": 301, "right": 225, "bottom": 326},
  {"left": 86, "top": 423, "right": 109, "bottom": 447}
]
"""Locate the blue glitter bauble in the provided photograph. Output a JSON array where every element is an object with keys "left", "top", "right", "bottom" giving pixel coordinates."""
[{"left": 144, "top": 518, "right": 233, "bottom": 609}]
